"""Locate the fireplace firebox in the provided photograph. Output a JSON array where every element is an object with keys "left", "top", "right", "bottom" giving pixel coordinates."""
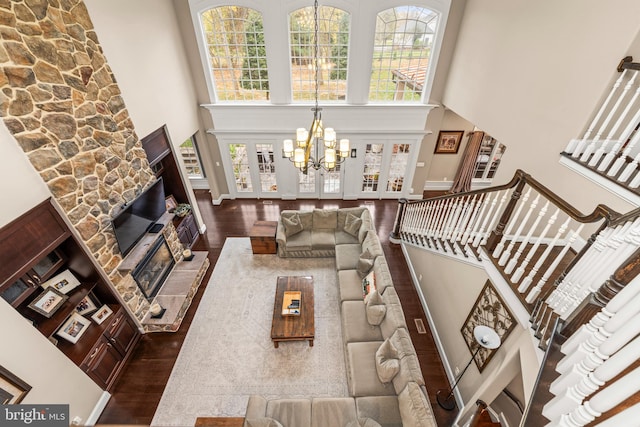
[{"left": 132, "top": 236, "right": 175, "bottom": 300}]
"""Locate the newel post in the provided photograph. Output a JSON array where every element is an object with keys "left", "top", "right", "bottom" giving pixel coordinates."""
[{"left": 389, "top": 198, "right": 408, "bottom": 244}]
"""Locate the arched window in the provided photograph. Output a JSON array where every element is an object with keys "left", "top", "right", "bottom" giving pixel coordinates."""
[
  {"left": 200, "top": 7, "right": 268, "bottom": 101},
  {"left": 289, "top": 6, "right": 350, "bottom": 102},
  {"left": 370, "top": 6, "right": 438, "bottom": 102}
]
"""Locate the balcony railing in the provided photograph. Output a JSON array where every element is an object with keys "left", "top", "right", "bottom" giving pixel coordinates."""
[
  {"left": 563, "top": 56, "right": 640, "bottom": 201},
  {"left": 392, "top": 169, "right": 640, "bottom": 426}
]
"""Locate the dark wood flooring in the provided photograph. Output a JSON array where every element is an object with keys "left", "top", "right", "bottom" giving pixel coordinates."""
[{"left": 97, "top": 192, "right": 457, "bottom": 426}]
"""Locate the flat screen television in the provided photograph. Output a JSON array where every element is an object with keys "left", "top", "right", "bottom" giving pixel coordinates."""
[{"left": 112, "top": 178, "right": 166, "bottom": 256}]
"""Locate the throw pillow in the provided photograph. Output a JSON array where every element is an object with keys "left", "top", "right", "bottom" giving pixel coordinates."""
[
  {"left": 356, "top": 248, "right": 375, "bottom": 278},
  {"left": 245, "top": 417, "right": 284, "bottom": 427},
  {"left": 344, "top": 212, "right": 362, "bottom": 237},
  {"left": 375, "top": 338, "right": 400, "bottom": 383},
  {"left": 283, "top": 214, "right": 304, "bottom": 237},
  {"left": 397, "top": 382, "right": 434, "bottom": 427},
  {"left": 365, "top": 290, "right": 386, "bottom": 325},
  {"left": 345, "top": 418, "right": 383, "bottom": 427}
]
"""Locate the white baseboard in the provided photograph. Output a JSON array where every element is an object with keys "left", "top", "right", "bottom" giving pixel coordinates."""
[
  {"left": 85, "top": 391, "right": 111, "bottom": 426},
  {"left": 211, "top": 193, "right": 230, "bottom": 205}
]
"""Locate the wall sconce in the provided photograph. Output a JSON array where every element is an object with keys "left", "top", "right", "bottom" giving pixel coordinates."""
[{"left": 350, "top": 148, "right": 357, "bottom": 158}]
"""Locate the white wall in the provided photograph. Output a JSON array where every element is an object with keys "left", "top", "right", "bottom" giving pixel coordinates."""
[
  {"left": 443, "top": 0, "right": 640, "bottom": 214},
  {"left": 404, "top": 245, "right": 540, "bottom": 414},
  {"left": 84, "top": 0, "right": 208, "bottom": 228},
  {"left": 0, "top": 122, "right": 104, "bottom": 424}
]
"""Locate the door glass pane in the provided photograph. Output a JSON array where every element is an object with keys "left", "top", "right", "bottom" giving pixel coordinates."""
[
  {"left": 386, "top": 143, "right": 411, "bottom": 192},
  {"left": 0, "top": 278, "right": 30, "bottom": 305},
  {"left": 298, "top": 169, "right": 317, "bottom": 194},
  {"left": 229, "top": 144, "right": 253, "bottom": 192},
  {"left": 362, "top": 144, "right": 383, "bottom": 192},
  {"left": 323, "top": 163, "right": 341, "bottom": 194},
  {"left": 256, "top": 144, "right": 277, "bottom": 193}
]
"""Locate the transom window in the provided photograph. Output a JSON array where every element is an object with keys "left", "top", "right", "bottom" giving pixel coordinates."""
[
  {"left": 200, "top": 7, "right": 268, "bottom": 101},
  {"left": 370, "top": 6, "right": 438, "bottom": 102},
  {"left": 289, "top": 6, "right": 350, "bottom": 101}
]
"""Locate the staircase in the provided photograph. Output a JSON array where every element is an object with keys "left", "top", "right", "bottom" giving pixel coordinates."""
[{"left": 392, "top": 169, "right": 640, "bottom": 426}]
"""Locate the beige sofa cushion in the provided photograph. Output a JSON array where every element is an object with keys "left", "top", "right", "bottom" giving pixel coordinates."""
[
  {"left": 362, "top": 232, "right": 384, "bottom": 259},
  {"left": 338, "top": 269, "right": 366, "bottom": 302},
  {"left": 365, "top": 291, "right": 386, "bottom": 326},
  {"left": 311, "top": 229, "right": 335, "bottom": 249},
  {"left": 345, "top": 418, "right": 383, "bottom": 427},
  {"left": 379, "top": 288, "right": 407, "bottom": 339},
  {"left": 335, "top": 229, "right": 360, "bottom": 245},
  {"left": 266, "top": 398, "right": 312, "bottom": 427},
  {"left": 282, "top": 214, "right": 304, "bottom": 237},
  {"left": 375, "top": 338, "right": 400, "bottom": 383},
  {"left": 285, "top": 230, "right": 312, "bottom": 252},
  {"left": 355, "top": 396, "right": 402, "bottom": 427},
  {"left": 311, "top": 397, "right": 357, "bottom": 427},
  {"left": 338, "top": 207, "right": 367, "bottom": 229},
  {"left": 341, "top": 300, "right": 383, "bottom": 343},
  {"left": 313, "top": 208, "right": 338, "bottom": 228},
  {"left": 245, "top": 418, "right": 283, "bottom": 427},
  {"left": 372, "top": 257, "right": 393, "bottom": 295},
  {"left": 346, "top": 341, "right": 396, "bottom": 397},
  {"left": 336, "top": 243, "right": 362, "bottom": 270},
  {"left": 397, "top": 383, "right": 436, "bottom": 427},
  {"left": 344, "top": 213, "right": 363, "bottom": 237},
  {"left": 358, "top": 214, "right": 373, "bottom": 243}
]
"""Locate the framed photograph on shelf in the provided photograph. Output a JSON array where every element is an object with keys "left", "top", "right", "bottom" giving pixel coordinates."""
[
  {"left": 434, "top": 130, "right": 464, "bottom": 154},
  {"left": 75, "top": 294, "right": 98, "bottom": 316},
  {"left": 165, "top": 195, "right": 178, "bottom": 213},
  {"left": 56, "top": 312, "right": 91, "bottom": 344},
  {"left": 0, "top": 365, "right": 31, "bottom": 404},
  {"left": 27, "top": 288, "right": 68, "bottom": 318},
  {"left": 40, "top": 269, "right": 80, "bottom": 295},
  {"left": 91, "top": 305, "right": 113, "bottom": 325}
]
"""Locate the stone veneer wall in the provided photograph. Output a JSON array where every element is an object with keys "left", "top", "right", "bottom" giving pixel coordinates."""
[{"left": 0, "top": 0, "right": 180, "bottom": 323}]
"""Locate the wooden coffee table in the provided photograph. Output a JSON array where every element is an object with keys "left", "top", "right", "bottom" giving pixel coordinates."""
[{"left": 271, "top": 276, "right": 315, "bottom": 348}]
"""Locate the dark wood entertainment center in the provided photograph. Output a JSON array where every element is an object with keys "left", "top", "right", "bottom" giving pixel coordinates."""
[
  {"left": 141, "top": 125, "right": 199, "bottom": 249},
  {"left": 0, "top": 199, "right": 140, "bottom": 391}
]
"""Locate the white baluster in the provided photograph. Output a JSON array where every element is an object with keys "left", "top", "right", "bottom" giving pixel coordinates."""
[
  {"left": 561, "top": 273, "right": 640, "bottom": 356},
  {"left": 520, "top": 217, "right": 569, "bottom": 294},
  {"left": 588, "top": 73, "right": 640, "bottom": 166},
  {"left": 628, "top": 169, "right": 640, "bottom": 188},
  {"left": 526, "top": 224, "right": 584, "bottom": 304},
  {"left": 547, "top": 365, "right": 640, "bottom": 427},
  {"left": 617, "top": 152, "right": 640, "bottom": 182},
  {"left": 499, "top": 192, "right": 540, "bottom": 266},
  {"left": 444, "top": 197, "right": 464, "bottom": 242},
  {"left": 568, "top": 70, "right": 629, "bottom": 156},
  {"left": 480, "top": 190, "right": 509, "bottom": 245},
  {"left": 460, "top": 193, "right": 485, "bottom": 246},
  {"left": 493, "top": 188, "right": 532, "bottom": 259},
  {"left": 608, "top": 126, "right": 640, "bottom": 176},
  {"left": 579, "top": 70, "right": 636, "bottom": 162},
  {"left": 473, "top": 191, "right": 501, "bottom": 247},
  {"left": 543, "top": 335, "right": 640, "bottom": 420},
  {"left": 451, "top": 195, "right": 475, "bottom": 248},
  {"left": 505, "top": 200, "right": 550, "bottom": 275},
  {"left": 590, "top": 402, "right": 640, "bottom": 427},
  {"left": 598, "top": 91, "right": 640, "bottom": 172}
]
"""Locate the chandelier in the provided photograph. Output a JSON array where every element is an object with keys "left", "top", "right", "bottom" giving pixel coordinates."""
[{"left": 283, "top": 0, "right": 349, "bottom": 173}]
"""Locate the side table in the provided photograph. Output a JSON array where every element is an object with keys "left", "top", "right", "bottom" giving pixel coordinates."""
[{"left": 249, "top": 220, "right": 278, "bottom": 254}]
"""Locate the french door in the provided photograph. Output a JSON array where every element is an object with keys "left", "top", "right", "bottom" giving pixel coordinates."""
[
  {"left": 223, "top": 141, "right": 343, "bottom": 198},
  {"left": 358, "top": 141, "right": 416, "bottom": 198}
]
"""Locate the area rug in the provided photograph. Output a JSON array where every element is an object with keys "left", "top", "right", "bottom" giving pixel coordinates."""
[{"left": 151, "top": 238, "right": 348, "bottom": 426}]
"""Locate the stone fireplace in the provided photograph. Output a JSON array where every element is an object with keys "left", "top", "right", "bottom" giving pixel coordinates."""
[{"left": 131, "top": 236, "right": 175, "bottom": 301}]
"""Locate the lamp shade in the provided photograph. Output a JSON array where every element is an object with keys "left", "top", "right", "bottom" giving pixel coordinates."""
[
  {"left": 324, "top": 128, "right": 336, "bottom": 147},
  {"left": 283, "top": 139, "right": 294, "bottom": 157},
  {"left": 293, "top": 148, "right": 305, "bottom": 168},
  {"left": 324, "top": 148, "right": 336, "bottom": 169},
  {"left": 473, "top": 325, "right": 501, "bottom": 349},
  {"left": 339, "top": 139, "right": 350, "bottom": 157},
  {"left": 297, "top": 128, "right": 308, "bottom": 147}
]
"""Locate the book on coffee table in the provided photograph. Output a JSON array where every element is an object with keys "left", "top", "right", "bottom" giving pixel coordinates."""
[{"left": 282, "top": 291, "right": 302, "bottom": 316}]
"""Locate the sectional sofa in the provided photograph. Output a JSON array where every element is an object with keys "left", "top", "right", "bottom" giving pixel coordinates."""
[{"left": 244, "top": 208, "right": 437, "bottom": 427}]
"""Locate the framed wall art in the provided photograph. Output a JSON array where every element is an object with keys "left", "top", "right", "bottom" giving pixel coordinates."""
[
  {"left": 434, "top": 130, "right": 464, "bottom": 154},
  {"left": 460, "top": 280, "right": 516, "bottom": 372},
  {"left": 75, "top": 293, "right": 98, "bottom": 316},
  {"left": 91, "top": 305, "right": 113, "bottom": 325},
  {"left": 0, "top": 365, "right": 31, "bottom": 404},
  {"left": 56, "top": 312, "right": 91, "bottom": 344},
  {"left": 27, "top": 288, "right": 68, "bottom": 318},
  {"left": 40, "top": 269, "right": 80, "bottom": 294},
  {"left": 165, "top": 194, "right": 178, "bottom": 212}
]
